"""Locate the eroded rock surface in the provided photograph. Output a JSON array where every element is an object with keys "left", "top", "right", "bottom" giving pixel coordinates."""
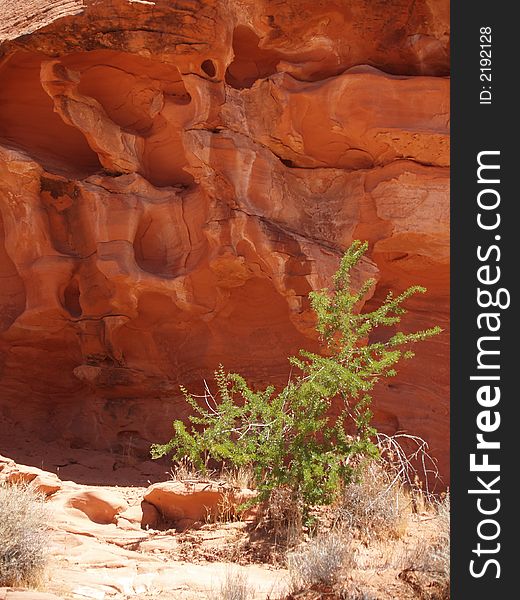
[
  {"left": 0, "top": 1, "right": 449, "bottom": 478},
  {"left": 0, "top": 455, "right": 288, "bottom": 599}
]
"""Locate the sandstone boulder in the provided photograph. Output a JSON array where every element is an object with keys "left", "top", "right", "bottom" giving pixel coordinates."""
[
  {"left": 144, "top": 481, "right": 247, "bottom": 529},
  {"left": 0, "top": 458, "right": 62, "bottom": 497}
]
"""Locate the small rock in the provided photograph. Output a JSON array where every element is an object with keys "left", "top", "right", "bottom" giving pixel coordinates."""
[
  {"left": 32, "top": 474, "right": 62, "bottom": 496},
  {"left": 0, "top": 455, "right": 15, "bottom": 472},
  {"left": 4, "top": 466, "right": 62, "bottom": 496}
]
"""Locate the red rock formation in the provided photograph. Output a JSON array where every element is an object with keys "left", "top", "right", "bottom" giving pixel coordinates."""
[{"left": 0, "top": 1, "right": 449, "bottom": 480}]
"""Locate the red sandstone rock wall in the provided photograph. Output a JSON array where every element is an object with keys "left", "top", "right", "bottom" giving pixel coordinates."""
[{"left": 0, "top": 1, "right": 449, "bottom": 479}]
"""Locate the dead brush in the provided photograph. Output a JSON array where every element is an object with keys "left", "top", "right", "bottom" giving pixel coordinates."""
[
  {"left": 168, "top": 456, "right": 216, "bottom": 483},
  {"left": 205, "top": 490, "right": 246, "bottom": 525},
  {"left": 335, "top": 433, "right": 441, "bottom": 542},
  {"left": 219, "top": 465, "right": 257, "bottom": 491},
  {"left": 212, "top": 466, "right": 258, "bottom": 524},
  {"left": 217, "top": 491, "right": 240, "bottom": 523},
  {"left": 256, "top": 486, "right": 303, "bottom": 548},
  {"left": 375, "top": 433, "right": 441, "bottom": 503},
  {"left": 0, "top": 482, "right": 50, "bottom": 587},
  {"left": 335, "top": 459, "right": 407, "bottom": 542},
  {"left": 287, "top": 532, "right": 354, "bottom": 592}
]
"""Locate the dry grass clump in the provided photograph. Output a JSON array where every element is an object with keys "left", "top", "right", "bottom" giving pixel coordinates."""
[
  {"left": 211, "top": 568, "right": 254, "bottom": 600},
  {"left": 168, "top": 456, "right": 216, "bottom": 483},
  {"left": 257, "top": 486, "right": 303, "bottom": 548},
  {"left": 287, "top": 532, "right": 354, "bottom": 592},
  {"left": 0, "top": 483, "right": 50, "bottom": 587},
  {"left": 335, "top": 459, "right": 407, "bottom": 542},
  {"left": 335, "top": 433, "right": 441, "bottom": 543},
  {"left": 220, "top": 466, "right": 257, "bottom": 491},
  {"left": 214, "top": 466, "right": 258, "bottom": 523}
]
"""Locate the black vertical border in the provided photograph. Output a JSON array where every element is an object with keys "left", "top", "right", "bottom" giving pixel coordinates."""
[{"left": 451, "top": 2, "right": 514, "bottom": 598}]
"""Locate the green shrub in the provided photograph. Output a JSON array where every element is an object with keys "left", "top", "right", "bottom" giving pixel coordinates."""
[
  {"left": 0, "top": 483, "right": 50, "bottom": 587},
  {"left": 152, "top": 241, "right": 440, "bottom": 517}
]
